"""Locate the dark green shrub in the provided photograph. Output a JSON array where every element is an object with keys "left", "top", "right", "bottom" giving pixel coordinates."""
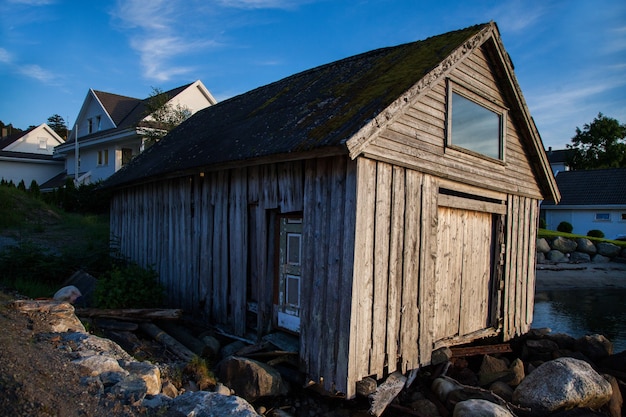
[
  {"left": 94, "top": 263, "right": 164, "bottom": 308},
  {"left": 557, "top": 221, "right": 573, "bottom": 233},
  {"left": 29, "top": 180, "right": 40, "bottom": 197},
  {"left": 0, "top": 242, "right": 70, "bottom": 288},
  {"left": 17, "top": 180, "right": 26, "bottom": 192},
  {"left": 587, "top": 229, "right": 605, "bottom": 238}
]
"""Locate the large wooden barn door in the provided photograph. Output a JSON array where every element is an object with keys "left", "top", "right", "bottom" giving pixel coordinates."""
[{"left": 433, "top": 203, "right": 495, "bottom": 342}]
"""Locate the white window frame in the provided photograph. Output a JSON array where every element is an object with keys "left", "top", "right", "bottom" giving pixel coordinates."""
[
  {"left": 594, "top": 213, "right": 611, "bottom": 222},
  {"left": 446, "top": 80, "right": 507, "bottom": 162}
]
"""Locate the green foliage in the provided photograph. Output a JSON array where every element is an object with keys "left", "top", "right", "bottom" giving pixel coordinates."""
[
  {"left": 47, "top": 114, "right": 68, "bottom": 139},
  {"left": 42, "top": 179, "right": 111, "bottom": 214},
  {"left": 139, "top": 87, "right": 192, "bottom": 148},
  {"left": 94, "top": 263, "right": 164, "bottom": 309},
  {"left": 587, "top": 229, "right": 605, "bottom": 238},
  {"left": 0, "top": 242, "right": 70, "bottom": 290},
  {"left": 29, "top": 180, "right": 40, "bottom": 197},
  {"left": 556, "top": 221, "right": 573, "bottom": 233},
  {"left": 566, "top": 113, "right": 626, "bottom": 170},
  {"left": 17, "top": 180, "right": 26, "bottom": 192}
]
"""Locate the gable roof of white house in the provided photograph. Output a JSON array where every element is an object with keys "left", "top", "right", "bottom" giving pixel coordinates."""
[
  {"left": 542, "top": 168, "right": 626, "bottom": 207},
  {"left": 0, "top": 123, "right": 64, "bottom": 159},
  {"left": 55, "top": 80, "right": 216, "bottom": 152}
]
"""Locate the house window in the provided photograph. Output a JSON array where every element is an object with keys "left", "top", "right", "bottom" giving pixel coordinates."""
[
  {"left": 595, "top": 213, "right": 610, "bottom": 221},
  {"left": 97, "top": 149, "right": 109, "bottom": 166},
  {"left": 121, "top": 148, "right": 133, "bottom": 166},
  {"left": 448, "top": 86, "right": 505, "bottom": 160},
  {"left": 622, "top": 213, "right": 626, "bottom": 221},
  {"left": 38, "top": 138, "right": 47, "bottom": 150},
  {"left": 88, "top": 118, "right": 93, "bottom": 134},
  {"left": 96, "top": 116, "right": 101, "bottom": 131}
]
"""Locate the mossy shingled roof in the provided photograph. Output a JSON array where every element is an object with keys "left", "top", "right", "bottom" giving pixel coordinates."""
[{"left": 104, "top": 23, "right": 487, "bottom": 188}]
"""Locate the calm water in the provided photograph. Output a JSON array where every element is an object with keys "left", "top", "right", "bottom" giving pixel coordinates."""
[{"left": 532, "top": 289, "right": 626, "bottom": 353}]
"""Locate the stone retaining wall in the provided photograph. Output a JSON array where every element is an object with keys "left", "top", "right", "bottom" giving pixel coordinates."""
[{"left": 537, "top": 236, "right": 626, "bottom": 264}]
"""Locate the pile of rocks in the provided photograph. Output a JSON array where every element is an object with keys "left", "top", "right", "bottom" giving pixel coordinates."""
[
  {"left": 402, "top": 330, "right": 624, "bottom": 416},
  {"left": 537, "top": 236, "right": 625, "bottom": 264}
]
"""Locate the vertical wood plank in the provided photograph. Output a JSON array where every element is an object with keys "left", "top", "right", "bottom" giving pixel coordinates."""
[
  {"left": 371, "top": 161, "right": 391, "bottom": 378},
  {"left": 350, "top": 157, "right": 376, "bottom": 382},
  {"left": 417, "top": 174, "right": 437, "bottom": 364},
  {"left": 229, "top": 168, "right": 248, "bottom": 336},
  {"left": 386, "top": 166, "right": 405, "bottom": 373},
  {"left": 400, "top": 169, "right": 421, "bottom": 372}
]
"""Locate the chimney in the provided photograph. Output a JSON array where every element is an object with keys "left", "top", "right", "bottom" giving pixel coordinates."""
[{"left": 1, "top": 128, "right": 7, "bottom": 138}]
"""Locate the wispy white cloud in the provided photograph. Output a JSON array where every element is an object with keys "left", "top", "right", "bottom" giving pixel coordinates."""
[
  {"left": 215, "top": 0, "right": 314, "bottom": 9},
  {"left": 7, "top": 0, "right": 54, "bottom": 5},
  {"left": 490, "top": 1, "right": 549, "bottom": 33},
  {"left": 18, "top": 64, "right": 56, "bottom": 82},
  {"left": 0, "top": 48, "right": 12, "bottom": 64},
  {"left": 112, "top": 0, "right": 220, "bottom": 82}
]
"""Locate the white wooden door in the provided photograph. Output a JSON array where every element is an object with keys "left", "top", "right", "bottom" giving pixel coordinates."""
[{"left": 276, "top": 217, "right": 302, "bottom": 332}]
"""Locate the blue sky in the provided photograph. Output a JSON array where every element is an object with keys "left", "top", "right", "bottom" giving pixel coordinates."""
[{"left": 1, "top": 0, "right": 624, "bottom": 150}]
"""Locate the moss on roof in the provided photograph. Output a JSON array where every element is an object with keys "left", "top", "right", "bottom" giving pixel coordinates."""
[{"left": 104, "top": 24, "right": 487, "bottom": 188}]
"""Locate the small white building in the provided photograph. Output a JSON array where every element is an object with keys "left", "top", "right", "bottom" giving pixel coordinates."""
[
  {"left": 542, "top": 168, "right": 626, "bottom": 239},
  {"left": 0, "top": 124, "right": 65, "bottom": 186},
  {"left": 53, "top": 80, "right": 216, "bottom": 185}
]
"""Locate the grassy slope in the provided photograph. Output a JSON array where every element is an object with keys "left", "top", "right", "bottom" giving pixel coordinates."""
[{"left": 0, "top": 186, "right": 110, "bottom": 298}]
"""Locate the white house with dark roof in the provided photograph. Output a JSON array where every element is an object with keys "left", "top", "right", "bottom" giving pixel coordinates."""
[
  {"left": 52, "top": 80, "right": 216, "bottom": 185},
  {"left": 0, "top": 124, "right": 65, "bottom": 186},
  {"left": 541, "top": 168, "right": 626, "bottom": 239}
]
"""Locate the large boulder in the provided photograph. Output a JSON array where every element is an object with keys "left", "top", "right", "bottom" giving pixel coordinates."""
[
  {"left": 536, "top": 238, "right": 551, "bottom": 253},
  {"left": 216, "top": 356, "right": 289, "bottom": 402},
  {"left": 512, "top": 357, "right": 612, "bottom": 415},
  {"left": 576, "top": 238, "right": 597, "bottom": 255},
  {"left": 546, "top": 250, "right": 568, "bottom": 263},
  {"left": 551, "top": 237, "right": 577, "bottom": 253},
  {"left": 574, "top": 334, "right": 613, "bottom": 362},
  {"left": 453, "top": 399, "right": 514, "bottom": 417},
  {"left": 569, "top": 251, "right": 591, "bottom": 263},
  {"left": 166, "top": 391, "right": 260, "bottom": 417},
  {"left": 596, "top": 242, "right": 621, "bottom": 257}
]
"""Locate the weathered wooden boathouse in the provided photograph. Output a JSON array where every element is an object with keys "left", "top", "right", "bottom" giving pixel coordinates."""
[{"left": 104, "top": 22, "right": 560, "bottom": 397}]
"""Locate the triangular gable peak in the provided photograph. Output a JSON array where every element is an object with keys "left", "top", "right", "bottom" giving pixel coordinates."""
[
  {"left": 347, "top": 21, "right": 559, "bottom": 202},
  {"left": 2, "top": 123, "right": 64, "bottom": 154}
]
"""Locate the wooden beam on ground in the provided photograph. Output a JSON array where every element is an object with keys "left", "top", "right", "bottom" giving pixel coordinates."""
[
  {"left": 139, "top": 322, "right": 195, "bottom": 362},
  {"left": 449, "top": 343, "right": 512, "bottom": 358},
  {"left": 75, "top": 308, "right": 182, "bottom": 320}
]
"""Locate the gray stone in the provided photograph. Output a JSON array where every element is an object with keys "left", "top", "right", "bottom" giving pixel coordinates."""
[
  {"left": 142, "top": 394, "right": 171, "bottom": 409},
  {"left": 161, "top": 380, "right": 179, "bottom": 398},
  {"left": 123, "top": 361, "right": 161, "bottom": 396},
  {"left": 536, "top": 238, "right": 551, "bottom": 253},
  {"left": 453, "top": 399, "right": 514, "bottom": 417},
  {"left": 409, "top": 399, "right": 439, "bottom": 416},
  {"left": 596, "top": 242, "right": 621, "bottom": 257},
  {"left": 512, "top": 357, "right": 613, "bottom": 414},
  {"left": 431, "top": 346, "right": 453, "bottom": 365},
  {"left": 432, "top": 376, "right": 463, "bottom": 402},
  {"left": 546, "top": 249, "right": 567, "bottom": 262},
  {"left": 216, "top": 356, "right": 289, "bottom": 402},
  {"left": 111, "top": 375, "right": 148, "bottom": 404},
  {"left": 575, "top": 334, "right": 613, "bottom": 362},
  {"left": 200, "top": 334, "right": 221, "bottom": 357},
  {"left": 576, "top": 238, "right": 597, "bottom": 255},
  {"left": 569, "top": 251, "right": 591, "bottom": 263},
  {"left": 478, "top": 355, "right": 510, "bottom": 386},
  {"left": 214, "top": 382, "right": 232, "bottom": 396},
  {"left": 604, "top": 374, "right": 623, "bottom": 417},
  {"left": 551, "top": 236, "right": 577, "bottom": 253},
  {"left": 536, "top": 251, "right": 546, "bottom": 263},
  {"left": 73, "top": 355, "right": 126, "bottom": 376},
  {"left": 525, "top": 338, "right": 559, "bottom": 354},
  {"left": 592, "top": 254, "right": 611, "bottom": 263},
  {"left": 168, "top": 391, "right": 260, "bottom": 417},
  {"left": 508, "top": 358, "right": 525, "bottom": 386},
  {"left": 356, "top": 377, "right": 377, "bottom": 396},
  {"left": 489, "top": 381, "right": 513, "bottom": 402}
]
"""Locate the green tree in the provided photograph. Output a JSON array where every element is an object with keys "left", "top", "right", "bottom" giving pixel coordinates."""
[
  {"left": 566, "top": 113, "right": 626, "bottom": 170},
  {"left": 138, "top": 87, "right": 192, "bottom": 148},
  {"left": 47, "top": 114, "right": 68, "bottom": 139}
]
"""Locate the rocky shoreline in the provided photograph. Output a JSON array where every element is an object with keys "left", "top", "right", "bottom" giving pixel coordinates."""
[{"left": 5, "top": 287, "right": 626, "bottom": 417}]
